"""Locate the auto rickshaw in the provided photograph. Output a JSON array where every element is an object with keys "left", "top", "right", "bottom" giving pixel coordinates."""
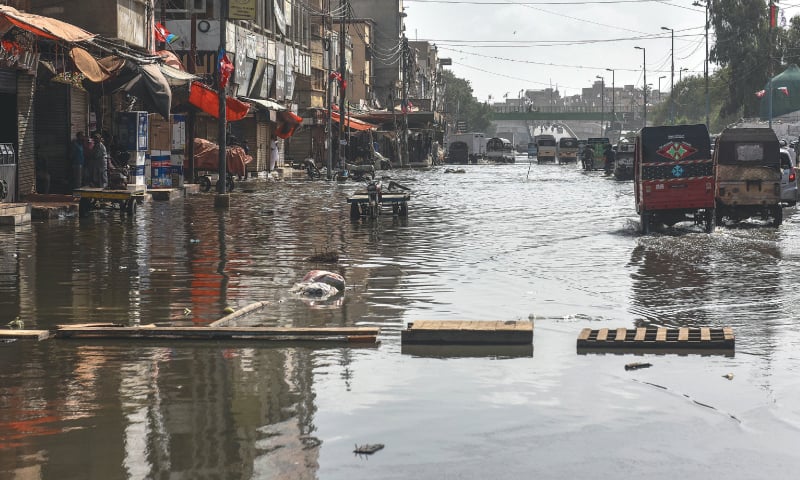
[
  {"left": 634, "top": 124, "right": 715, "bottom": 233},
  {"left": 714, "top": 128, "right": 783, "bottom": 226}
]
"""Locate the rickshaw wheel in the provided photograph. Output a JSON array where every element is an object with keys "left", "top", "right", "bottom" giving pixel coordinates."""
[
  {"left": 704, "top": 208, "right": 715, "bottom": 233},
  {"left": 640, "top": 211, "right": 651, "bottom": 234},
  {"left": 198, "top": 176, "right": 212, "bottom": 192}
]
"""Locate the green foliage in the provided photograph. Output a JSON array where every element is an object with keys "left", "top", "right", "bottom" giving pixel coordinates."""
[
  {"left": 440, "top": 70, "right": 493, "bottom": 133},
  {"left": 710, "top": 0, "right": 777, "bottom": 117},
  {"left": 649, "top": 68, "right": 738, "bottom": 133}
]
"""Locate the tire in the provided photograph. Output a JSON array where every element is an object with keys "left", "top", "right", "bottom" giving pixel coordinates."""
[
  {"left": 640, "top": 211, "right": 651, "bottom": 234},
  {"left": 198, "top": 176, "right": 211, "bottom": 192},
  {"left": 704, "top": 208, "right": 715, "bottom": 233}
]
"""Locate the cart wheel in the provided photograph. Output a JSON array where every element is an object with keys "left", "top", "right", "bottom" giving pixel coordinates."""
[
  {"left": 392, "top": 203, "right": 399, "bottom": 215},
  {"left": 199, "top": 176, "right": 212, "bottom": 192},
  {"left": 79, "top": 197, "right": 91, "bottom": 217},
  {"left": 127, "top": 198, "right": 137, "bottom": 216},
  {"left": 350, "top": 202, "right": 361, "bottom": 219},
  {"left": 774, "top": 206, "right": 783, "bottom": 227},
  {"left": 399, "top": 202, "right": 409, "bottom": 217}
]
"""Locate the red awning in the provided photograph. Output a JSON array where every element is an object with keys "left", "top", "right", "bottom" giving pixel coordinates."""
[
  {"left": 330, "top": 111, "right": 376, "bottom": 132},
  {"left": 0, "top": 6, "right": 95, "bottom": 42},
  {"left": 189, "top": 81, "right": 250, "bottom": 122}
]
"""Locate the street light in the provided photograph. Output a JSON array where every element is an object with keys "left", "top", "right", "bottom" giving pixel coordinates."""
[
  {"left": 658, "top": 75, "right": 666, "bottom": 103},
  {"left": 635, "top": 46, "right": 647, "bottom": 128},
  {"left": 596, "top": 75, "right": 605, "bottom": 136},
  {"left": 605, "top": 68, "right": 615, "bottom": 133},
  {"left": 692, "top": 0, "right": 710, "bottom": 128},
  {"left": 661, "top": 26, "right": 674, "bottom": 124},
  {"left": 679, "top": 67, "right": 689, "bottom": 82}
]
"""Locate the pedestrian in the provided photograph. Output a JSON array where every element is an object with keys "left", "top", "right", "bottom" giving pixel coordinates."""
[
  {"left": 71, "top": 132, "right": 85, "bottom": 190},
  {"left": 270, "top": 139, "right": 279, "bottom": 172},
  {"left": 241, "top": 139, "right": 250, "bottom": 156},
  {"left": 581, "top": 145, "right": 594, "bottom": 170},
  {"left": 91, "top": 132, "right": 108, "bottom": 188},
  {"left": 603, "top": 144, "right": 616, "bottom": 175}
]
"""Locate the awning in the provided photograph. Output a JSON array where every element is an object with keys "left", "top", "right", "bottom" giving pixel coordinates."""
[
  {"left": 159, "top": 64, "right": 197, "bottom": 86},
  {"left": 241, "top": 97, "right": 287, "bottom": 111},
  {"left": 189, "top": 81, "right": 250, "bottom": 121},
  {"left": 331, "top": 111, "right": 376, "bottom": 131},
  {"left": 0, "top": 6, "right": 95, "bottom": 42}
]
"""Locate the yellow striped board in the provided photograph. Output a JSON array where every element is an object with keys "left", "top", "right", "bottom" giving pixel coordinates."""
[{"left": 576, "top": 327, "right": 734, "bottom": 353}]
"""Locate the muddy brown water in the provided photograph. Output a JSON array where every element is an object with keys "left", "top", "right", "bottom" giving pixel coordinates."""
[{"left": 2, "top": 159, "right": 800, "bottom": 479}]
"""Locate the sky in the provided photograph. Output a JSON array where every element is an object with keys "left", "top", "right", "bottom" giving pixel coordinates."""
[{"left": 403, "top": 0, "right": 800, "bottom": 103}]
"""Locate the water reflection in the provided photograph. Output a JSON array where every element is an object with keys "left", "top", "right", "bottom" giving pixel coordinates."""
[{"left": 5, "top": 164, "right": 800, "bottom": 477}]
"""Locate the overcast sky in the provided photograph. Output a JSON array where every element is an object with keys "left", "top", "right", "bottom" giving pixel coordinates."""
[{"left": 404, "top": 0, "right": 800, "bottom": 102}]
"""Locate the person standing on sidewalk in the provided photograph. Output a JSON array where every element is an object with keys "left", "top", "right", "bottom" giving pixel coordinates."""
[{"left": 91, "top": 132, "right": 108, "bottom": 188}]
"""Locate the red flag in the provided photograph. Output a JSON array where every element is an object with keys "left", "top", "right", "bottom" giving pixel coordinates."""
[
  {"left": 770, "top": 3, "right": 779, "bottom": 29},
  {"left": 154, "top": 22, "right": 178, "bottom": 44},
  {"left": 778, "top": 86, "right": 789, "bottom": 96},
  {"left": 218, "top": 53, "right": 234, "bottom": 89},
  {"left": 755, "top": 89, "right": 766, "bottom": 98}
]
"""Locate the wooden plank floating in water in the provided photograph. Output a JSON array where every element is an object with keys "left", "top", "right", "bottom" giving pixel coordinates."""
[
  {"left": 209, "top": 301, "right": 271, "bottom": 328},
  {"left": 56, "top": 326, "right": 380, "bottom": 343},
  {"left": 401, "top": 320, "right": 533, "bottom": 345},
  {"left": 576, "top": 327, "right": 734, "bottom": 352},
  {"left": 0, "top": 329, "right": 50, "bottom": 341}
]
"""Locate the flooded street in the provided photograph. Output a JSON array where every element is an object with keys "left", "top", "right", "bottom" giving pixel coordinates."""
[{"left": 3, "top": 159, "right": 800, "bottom": 479}]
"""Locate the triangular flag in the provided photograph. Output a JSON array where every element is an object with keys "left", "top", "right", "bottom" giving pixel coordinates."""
[
  {"left": 778, "top": 86, "right": 789, "bottom": 96},
  {"left": 155, "top": 22, "right": 179, "bottom": 44},
  {"left": 755, "top": 89, "right": 766, "bottom": 98}
]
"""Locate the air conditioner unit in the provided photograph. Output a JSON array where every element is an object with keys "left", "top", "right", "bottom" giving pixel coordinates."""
[
  {"left": 166, "top": 19, "right": 221, "bottom": 52},
  {"left": 167, "top": 0, "right": 207, "bottom": 14}
]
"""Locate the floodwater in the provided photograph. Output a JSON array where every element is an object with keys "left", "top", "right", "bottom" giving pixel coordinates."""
[{"left": 2, "top": 158, "right": 800, "bottom": 479}]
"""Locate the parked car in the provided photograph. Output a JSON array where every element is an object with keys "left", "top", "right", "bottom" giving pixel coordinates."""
[{"left": 780, "top": 147, "right": 798, "bottom": 207}]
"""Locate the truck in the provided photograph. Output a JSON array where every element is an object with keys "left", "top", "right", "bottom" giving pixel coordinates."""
[{"left": 446, "top": 132, "right": 486, "bottom": 163}]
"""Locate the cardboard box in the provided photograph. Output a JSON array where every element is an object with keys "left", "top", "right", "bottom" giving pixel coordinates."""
[
  {"left": 150, "top": 150, "right": 171, "bottom": 188},
  {"left": 171, "top": 114, "right": 186, "bottom": 151},
  {"left": 149, "top": 114, "right": 171, "bottom": 151}
]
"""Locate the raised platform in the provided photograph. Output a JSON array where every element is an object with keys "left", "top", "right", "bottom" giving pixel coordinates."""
[
  {"left": 577, "top": 327, "right": 734, "bottom": 353},
  {"left": 0, "top": 329, "right": 50, "bottom": 341},
  {"left": 149, "top": 188, "right": 181, "bottom": 201},
  {"left": 0, "top": 203, "right": 31, "bottom": 226},
  {"left": 401, "top": 320, "right": 533, "bottom": 345},
  {"left": 55, "top": 325, "right": 380, "bottom": 343}
]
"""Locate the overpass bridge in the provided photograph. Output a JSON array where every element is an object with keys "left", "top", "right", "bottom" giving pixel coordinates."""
[{"left": 489, "top": 106, "right": 642, "bottom": 145}]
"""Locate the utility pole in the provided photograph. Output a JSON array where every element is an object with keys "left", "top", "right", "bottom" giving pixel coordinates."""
[
  {"left": 216, "top": 0, "right": 228, "bottom": 203},
  {"left": 596, "top": 75, "right": 604, "bottom": 136},
  {"left": 338, "top": 0, "right": 347, "bottom": 170},
  {"left": 661, "top": 26, "right": 674, "bottom": 124},
  {"left": 186, "top": 13, "right": 197, "bottom": 182},
  {"left": 326, "top": 12, "right": 333, "bottom": 179},
  {"left": 606, "top": 68, "right": 615, "bottom": 133},
  {"left": 635, "top": 46, "right": 647, "bottom": 128},
  {"left": 401, "top": 35, "right": 409, "bottom": 167}
]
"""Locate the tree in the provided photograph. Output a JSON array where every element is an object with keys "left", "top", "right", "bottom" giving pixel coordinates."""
[
  {"left": 710, "top": 0, "right": 771, "bottom": 117},
  {"left": 440, "top": 70, "right": 492, "bottom": 134}
]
